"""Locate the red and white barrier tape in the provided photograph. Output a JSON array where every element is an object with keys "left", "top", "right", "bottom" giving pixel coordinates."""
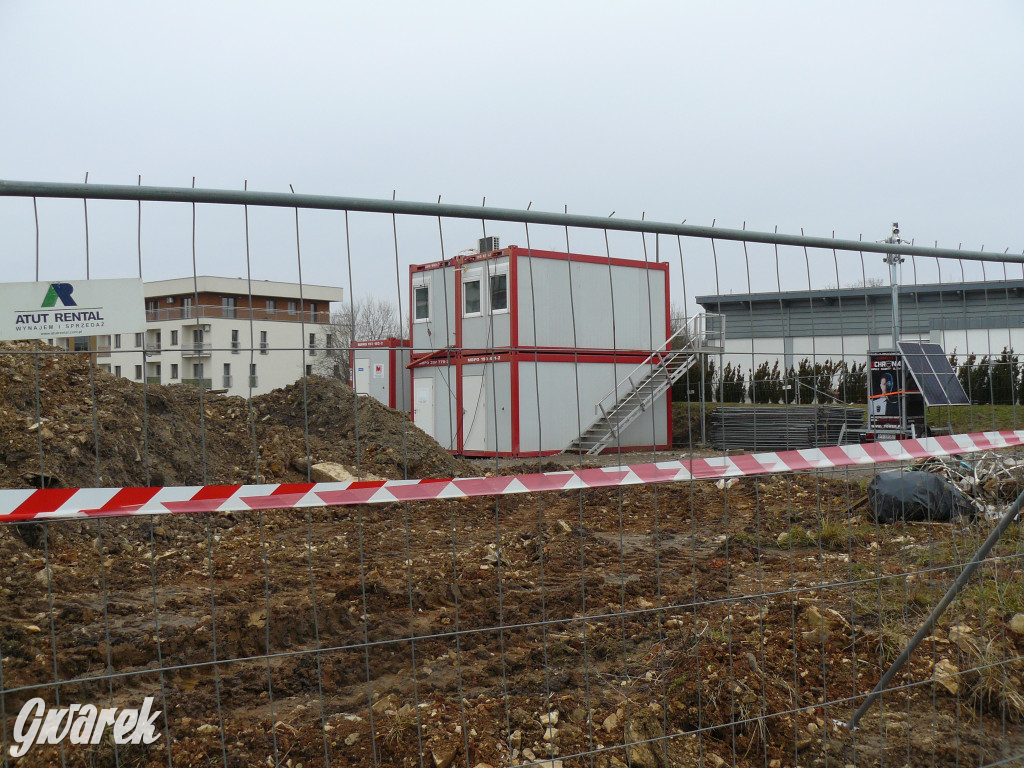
[{"left": 2, "top": 430, "right": 1022, "bottom": 524}]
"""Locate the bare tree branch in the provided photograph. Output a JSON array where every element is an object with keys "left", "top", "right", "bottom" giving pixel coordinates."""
[{"left": 313, "top": 296, "right": 405, "bottom": 381}]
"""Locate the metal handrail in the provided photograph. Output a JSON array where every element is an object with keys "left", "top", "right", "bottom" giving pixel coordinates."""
[
  {"left": 592, "top": 313, "right": 722, "bottom": 415},
  {"left": 145, "top": 305, "right": 330, "bottom": 323}
]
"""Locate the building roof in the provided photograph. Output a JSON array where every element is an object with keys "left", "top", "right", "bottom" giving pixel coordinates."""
[
  {"left": 144, "top": 276, "right": 344, "bottom": 303},
  {"left": 411, "top": 245, "right": 669, "bottom": 274},
  {"left": 697, "top": 279, "right": 1024, "bottom": 308}
]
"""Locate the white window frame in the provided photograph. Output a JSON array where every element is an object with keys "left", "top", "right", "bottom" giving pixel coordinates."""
[
  {"left": 462, "top": 268, "right": 483, "bottom": 318},
  {"left": 413, "top": 276, "right": 430, "bottom": 323},
  {"left": 488, "top": 264, "right": 509, "bottom": 315}
]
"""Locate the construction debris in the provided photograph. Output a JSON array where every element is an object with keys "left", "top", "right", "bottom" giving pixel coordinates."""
[{"left": 917, "top": 451, "right": 1024, "bottom": 520}]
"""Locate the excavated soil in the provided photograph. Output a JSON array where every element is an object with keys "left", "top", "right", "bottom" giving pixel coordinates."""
[
  {"left": 0, "top": 341, "right": 467, "bottom": 490},
  {"left": 2, "top": 343, "right": 1024, "bottom": 767}
]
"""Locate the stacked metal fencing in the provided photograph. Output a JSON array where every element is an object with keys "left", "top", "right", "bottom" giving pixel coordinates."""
[
  {"left": 2, "top": 180, "right": 1024, "bottom": 767},
  {"left": 706, "top": 406, "right": 865, "bottom": 451}
]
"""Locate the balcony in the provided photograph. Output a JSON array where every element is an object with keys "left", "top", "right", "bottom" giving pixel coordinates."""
[
  {"left": 222, "top": 375, "right": 233, "bottom": 389},
  {"left": 248, "top": 375, "right": 259, "bottom": 388},
  {"left": 181, "top": 342, "right": 212, "bottom": 357},
  {"left": 182, "top": 378, "right": 212, "bottom": 389},
  {"left": 144, "top": 343, "right": 161, "bottom": 355},
  {"left": 96, "top": 345, "right": 111, "bottom": 357},
  {"left": 146, "top": 305, "right": 331, "bottom": 324},
  {"left": 145, "top": 376, "right": 161, "bottom": 385}
]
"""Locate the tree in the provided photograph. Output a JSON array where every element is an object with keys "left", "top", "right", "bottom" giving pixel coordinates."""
[
  {"left": 718, "top": 362, "right": 746, "bottom": 403},
  {"left": 749, "top": 360, "right": 783, "bottom": 404},
  {"left": 313, "top": 296, "right": 405, "bottom": 382},
  {"left": 991, "top": 347, "right": 1017, "bottom": 405},
  {"left": 838, "top": 361, "right": 867, "bottom": 403},
  {"left": 954, "top": 353, "right": 988, "bottom": 405}
]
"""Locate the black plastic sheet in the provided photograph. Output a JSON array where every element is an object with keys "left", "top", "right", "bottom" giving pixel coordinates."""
[{"left": 868, "top": 470, "right": 976, "bottom": 523}]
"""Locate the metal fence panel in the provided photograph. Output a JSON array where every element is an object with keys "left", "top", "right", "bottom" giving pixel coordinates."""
[{"left": 1, "top": 181, "right": 1024, "bottom": 768}]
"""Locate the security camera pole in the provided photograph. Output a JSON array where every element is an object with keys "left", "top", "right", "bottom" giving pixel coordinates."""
[{"left": 884, "top": 222, "right": 905, "bottom": 350}]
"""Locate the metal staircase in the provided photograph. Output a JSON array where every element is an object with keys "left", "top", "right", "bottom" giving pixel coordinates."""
[{"left": 564, "top": 313, "right": 724, "bottom": 455}]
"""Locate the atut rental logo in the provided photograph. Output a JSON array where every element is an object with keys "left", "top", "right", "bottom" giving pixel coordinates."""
[
  {"left": 13, "top": 283, "right": 103, "bottom": 332},
  {"left": 10, "top": 697, "right": 162, "bottom": 757},
  {"left": 40, "top": 282, "right": 77, "bottom": 308},
  {"left": 0, "top": 277, "right": 145, "bottom": 341}
]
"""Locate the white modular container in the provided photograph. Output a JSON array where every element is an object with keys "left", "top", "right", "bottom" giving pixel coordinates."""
[
  {"left": 409, "top": 246, "right": 672, "bottom": 457},
  {"left": 350, "top": 337, "right": 411, "bottom": 412}
]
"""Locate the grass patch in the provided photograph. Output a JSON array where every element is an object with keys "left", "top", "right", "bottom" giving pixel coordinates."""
[
  {"left": 927, "top": 404, "right": 1024, "bottom": 434},
  {"left": 672, "top": 401, "right": 1024, "bottom": 438},
  {"left": 958, "top": 570, "right": 1024, "bottom": 617},
  {"left": 776, "top": 528, "right": 817, "bottom": 549},
  {"left": 818, "top": 518, "right": 874, "bottom": 551},
  {"left": 958, "top": 637, "right": 1024, "bottom": 721}
]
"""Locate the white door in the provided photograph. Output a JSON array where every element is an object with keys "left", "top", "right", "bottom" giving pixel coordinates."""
[
  {"left": 462, "top": 374, "right": 486, "bottom": 452},
  {"left": 354, "top": 357, "right": 370, "bottom": 394},
  {"left": 413, "top": 377, "right": 434, "bottom": 437}
]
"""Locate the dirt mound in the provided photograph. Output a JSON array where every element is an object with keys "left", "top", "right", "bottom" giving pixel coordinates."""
[{"left": 0, "top": 341, "right": 467, "bottom": 492}]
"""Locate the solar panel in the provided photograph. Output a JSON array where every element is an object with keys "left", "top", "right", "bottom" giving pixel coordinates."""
[
  {"left": 898, "top": 341, "right": 942, "bottom": 402},
  {"left": 898, "top": 341, "right": 971, "bottom": 406}
]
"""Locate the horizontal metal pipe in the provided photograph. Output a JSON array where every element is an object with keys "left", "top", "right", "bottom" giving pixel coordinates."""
[{"left": 0, "top": 178, "right": 1019, "bottom": 264}]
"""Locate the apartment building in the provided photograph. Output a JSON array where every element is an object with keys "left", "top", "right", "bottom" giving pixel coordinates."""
[{"left": 83, "top": 277, "right": 343, "bottom": 396}]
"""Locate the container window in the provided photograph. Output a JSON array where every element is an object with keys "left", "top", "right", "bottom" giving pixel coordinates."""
[
  {"left": 490, "top": 273, "right": 508, "bottom": 313},
  {"left": 414, "top": 285, "right": 430, "bottom": 322},
  {"left": 463, "top": 279, "right": 482, "bottom": 316}
]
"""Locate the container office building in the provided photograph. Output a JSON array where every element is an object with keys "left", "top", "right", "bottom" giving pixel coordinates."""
[{"left": 408, "top": 242, "right": 675, "bottom": 457}]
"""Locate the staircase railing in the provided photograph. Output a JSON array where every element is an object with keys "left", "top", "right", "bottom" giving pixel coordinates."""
[
  {"left": 564, "top": 313, "right": 724, "bottom": 454},
  {"left": 592, "top": 313, "right": 724, "bottom": 416}
]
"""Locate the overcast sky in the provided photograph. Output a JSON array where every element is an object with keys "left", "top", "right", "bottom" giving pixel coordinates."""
[{"left": 2, "top": 1, "right": 1022, "bottom": 312}]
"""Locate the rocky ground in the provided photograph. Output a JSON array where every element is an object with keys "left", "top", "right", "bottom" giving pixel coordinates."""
[{"left": 3, "top": 343, "right": 1024, "bottom": 767}]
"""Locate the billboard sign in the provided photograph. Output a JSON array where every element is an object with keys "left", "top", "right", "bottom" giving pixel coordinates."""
[
  {"left": 868, "top": 351, "right": 925, "bottom": 435},
  {"left": 0, "top": 279, "right": 146, "bottom": 341}
]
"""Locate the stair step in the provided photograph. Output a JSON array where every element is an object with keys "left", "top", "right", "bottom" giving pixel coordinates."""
[{"left": 565, "top": 347, "right": 704, "bottom": 453}]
